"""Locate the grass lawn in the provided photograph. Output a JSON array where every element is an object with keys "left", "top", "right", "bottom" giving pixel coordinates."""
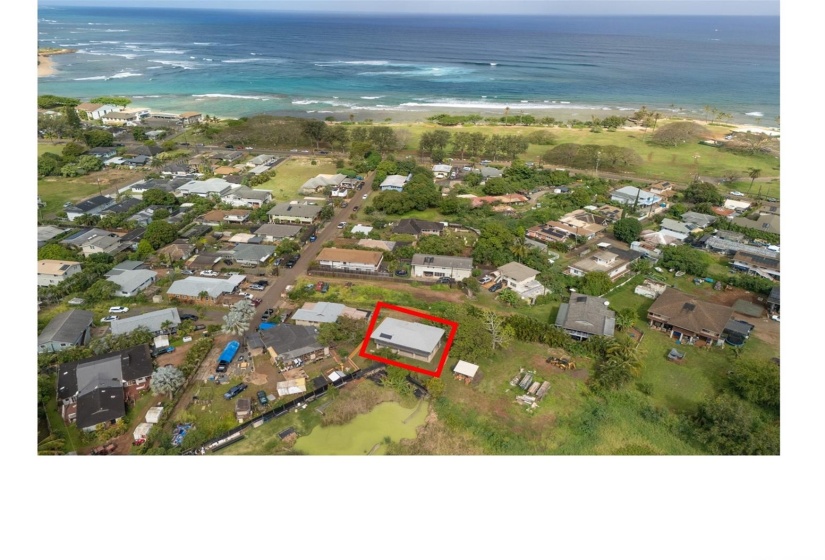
[
  {"left": 255, "top": 157, "right": 338, "bottom": 202},
  {"left": 389, "top": 120, "right": 779, "bottom": 184},
  {"left": 38, "top": 142, "right": 67, "bottom": 157},
  {"left": 44, "top": 397, "right": 82, "bottom": 454}
]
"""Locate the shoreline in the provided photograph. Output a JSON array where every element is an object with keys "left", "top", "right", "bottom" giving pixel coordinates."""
[
  {"left": 37, "top": 49, "right": 75, "bottom": 78},
  {"left": 123, "top": 100, "right": 779, "bottom": 133}
]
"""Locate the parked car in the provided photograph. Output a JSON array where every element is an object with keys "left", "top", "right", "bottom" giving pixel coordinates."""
[
  {"left": 251, "top": 298, "right": 262, "bottom": 306},
  {"left": 729, "top": 191, "right": 745, "bottom": 197},
  {"left": 257, "top": 390, "right": 269, "bottom": 406},
  {"left": 340, "top": 201, "right": 348, "bottom": 208},
  {"left": 101, "top": 315, "right": 118, "bottom": 323},
  {"left": 286, "top": 255, "right": 299, "bottom": 268},
  {"left": 180, "top": 313, "right": 198, "bottom": 321},
  {"left": 338, "top": 221, "right": 347, "bottom": 229},
  {"left": 395, "top": 269, "right": 408, "bottom": 276},
  {"left": 479, "top": 275, "right": 493, "bottom": 283},
  {"left": 181, "top": 269, "right": 194, "bottom": 275},
  {"left": 362, "top": 194, "right": 368, "bottom": 199},
  {"left": 151, "top": 346, "right": 175, "bottom": 357},
  {"left": 770, "top": 315, "right": 780, "bottom": 322},
  {"left": 255, "top": 280, "right": 269, "bottom": 286},
  {"left": 223, "top": 258, "right": 233, "bottom": 265},
  {"left": 108, "top": 306, "right": 129, "bottom": 314},
  {"left": 488, "top": 283, "right": 503, "bottom": 293},
  {"left": 193, "top": 324, "right": 206, "bottom": 331},
  {"left": 262, "top": 307, "right": 275, "bottom": 316},
  {"left": 223, "top": 383, "right": 248, "bottom": 400},
  {"left": 352, "top": 205, "right": 359, "bottom": 211},
  {"left": 199, "top": 270, "right": 219, "bottom": 277},
  {"left": 273, "top": 257, "right": 283, "bottom": 266},
  {"left": 437, "top": 277, "right": 455, "bottom": 284},
  {"left": 249, "top": 284, "right": 265, "bottom": 291},
  {"left": 309, "top": 235, "right": 317, "bottom": 242},
  {"left": 320, "top": 282, "right": 329, "bottom": 293}
]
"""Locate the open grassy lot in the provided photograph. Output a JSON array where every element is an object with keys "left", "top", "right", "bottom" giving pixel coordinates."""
[
  {"left": 38, "top": 142, "right": 66, "bottom": 157},
  {"left": 254, "top": 157, "right": 338, "bottom": 202},
  {"left": 390, "top": 120, "right": 779, "bottom": 184},
  {"left": 38, "top": 167, "right": 143, "bottom": 217}
]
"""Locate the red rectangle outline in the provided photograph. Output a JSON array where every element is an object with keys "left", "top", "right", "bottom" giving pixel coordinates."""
[{"left": 357, "top": 301, "right": 459, "bottom": 378}]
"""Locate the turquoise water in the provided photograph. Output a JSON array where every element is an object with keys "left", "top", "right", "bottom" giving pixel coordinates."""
[{"left": 38, "top": 7, "right": 779, "bottom": 123}]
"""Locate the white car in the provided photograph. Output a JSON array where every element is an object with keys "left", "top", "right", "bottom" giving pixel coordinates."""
[
  {"left": 338, "top": 221, "right": 347, "bottom": 229},
  {"left": 101, "top": 316, "right": 118, "bottom": 323},
  {"left": 729, "top": 191, "right": 745, "bottom": 197},
  {"left": 479, "top": 275, "right": 493, "bottom": 283},
  {"left": 770, "top": 315, "right": 780, "bottom": 322},
  {"left": 199, "top": 270, "right": 219, "bottom": 277},
  {"left": 362, "top": 194, "right": 368, "bottom": 200},
  {"left": 108, "top": 306, "right": 129, "bottom": 314}
]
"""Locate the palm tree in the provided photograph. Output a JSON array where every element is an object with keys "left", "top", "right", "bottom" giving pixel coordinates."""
[
  {"left": 511, "top": 236, "right": 528, "bottom": 263},
  {"left": 746, "top": 167, "right": 762, "bottom": 193}
]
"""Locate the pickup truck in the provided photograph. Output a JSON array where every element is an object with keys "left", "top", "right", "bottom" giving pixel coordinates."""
[
  {"left": 151, "top": 346, "right": 175, "bottom": 357},
  {"left": 223, "top": 383, "right": 248, "bottom": 400}
]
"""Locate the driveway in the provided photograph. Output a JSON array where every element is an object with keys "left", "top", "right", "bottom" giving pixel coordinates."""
[{"left": 247, "top": 173, "right": 375, "bottom": 328}]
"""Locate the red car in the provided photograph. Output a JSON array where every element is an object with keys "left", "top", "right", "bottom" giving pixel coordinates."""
[{"left": 251, "top": 298, "right": 262, "bottom": 307}]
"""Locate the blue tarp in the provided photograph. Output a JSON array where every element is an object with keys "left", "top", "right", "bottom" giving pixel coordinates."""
[
  {"left": 258, "top": 322, "right": 277, "bottom": 331},
  {"left": 218, "top": 340, "right": 240, "bottom": 364}
]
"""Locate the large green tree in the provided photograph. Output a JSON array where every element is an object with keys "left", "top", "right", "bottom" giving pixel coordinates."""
[
  {"left": 660, "top": 245, "right": 712, "bottom": 276},
  {"left": 612, "top": 217, "right": 642, "bottom": 244}
]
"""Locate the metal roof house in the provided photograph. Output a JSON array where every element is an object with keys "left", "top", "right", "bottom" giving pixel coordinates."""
[
  {"left": 38, "top": 310, "right": 94, "bottom": 354},
  {"left": 105, "top": 269, "right": 157, "bottom": 297},
  {"left": 370, "top": 317, "right": 446, "bottom": 363},
  {"left": 291, "top": 302, "right": 369, "bottom": 327},
  {"left": 555, "top": 295, "right": 616, "bottom": 340},
  {"left": 231, "top": 243, "right": 275, "bottom": 266},
  {"left": 110, "top": 308, "right": 181, "bottom": 336},
  {"left": 610, "top": 186, "right": 662, "bottom": 207},
  {"left": 411, "top": 254, "right": 473, "bottom": 281},
  {"left": 380, "top": 174, "right": 412, "bottom": 192},
  {"left": 166, "top": 275, "right": 245, "bottom": 300}
]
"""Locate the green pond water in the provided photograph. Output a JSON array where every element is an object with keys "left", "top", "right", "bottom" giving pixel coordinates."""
[{"left": 294, "top": 401, "right": 428, "bottom": 455}]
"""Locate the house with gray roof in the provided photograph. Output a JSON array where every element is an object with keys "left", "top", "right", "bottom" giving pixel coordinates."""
[
  {"left": 231, "top": 243, "right": 275, "bottom": 266},
  {"left": 659, "top": 218, "right": 693, "bottom": 240},
  {"left": 100, "top": 197, "right": 142, "bottom": 216},
  {"left": 253, "top": 223, "right": 303, "bottom": 243},
  {"left": 411, "top": 254, "right": 473, "bottom": 281},
  {"left": 370, "top": 317, "right": 446, "bottom": 363},
  {"left": 175, "top": 177, "right": 236, "bottom": 198},
  {"left": 267, "top": 202, "right": 323, "bottom": 224},
  {"left": 496, "top": 261, "right": 547, "bottom": 303},
  {"left": 38, "top": 310, "right": 94, "bottom": 354},
  {"left": 37, "top": 225, "right": 67, "bottom": 248},
  {"left": 392, "top": 218, "right": 444, "bottom": 238},
  {"left": 291, "top": 302, "right": 369, "bottom": 327},
  {"left": 79, "top": 231, "right": 125, "bottom": 257},
  {"left": 247, "top": 154, "right": 276, "bottom": 167},
  {"left": 555, "top": 295, "right": 616, "bottom": 340},
  {"left": 105, "top": 269, "right": 157, "bottom": 297},
  {"left": 221, "top": 185, "right": 272, "bottom": 208},
  {"left": 299, "top": 173, "right": 347, "bottom": 194},
  {"left": 57, "top": 345, "right": 153, "bottom": 431},
  {"left": 610, "top": 186, "right": 662, "bottom": 207},
  {"left": 380, "top": 174, "right": 412, "bottom": 192},
  {"left": 65, "top": 195, "right": 116, "bottom": 221},
  {"left": 166, "top": 275, "right": 245, "bottom": 300},
  {"left": 681, "top": 212, "right": 717, "bottom": 230},
  {"left": 477, "top": 166, "right": 503, "bottom": 181},
  {"left": 260, "top": 324, "right": 329, "bottom": 364},
  {"left": 109, "top": 308, "right": 181, "bottom": 336}
]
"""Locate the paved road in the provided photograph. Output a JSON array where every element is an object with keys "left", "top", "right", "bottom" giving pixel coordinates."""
[{"left": 247, "top": 172, "right": 375, "bottom": 328}]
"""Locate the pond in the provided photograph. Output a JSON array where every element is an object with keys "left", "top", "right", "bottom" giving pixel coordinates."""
[{"left": 293, "top": 401, "right": 428, "bottom": 455}]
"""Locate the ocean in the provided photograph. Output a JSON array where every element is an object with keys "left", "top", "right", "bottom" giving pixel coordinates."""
[{"left": 37, "top": 6, "right": 780, "bottom": 124}]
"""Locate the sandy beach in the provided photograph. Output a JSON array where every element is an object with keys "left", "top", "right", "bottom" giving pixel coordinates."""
[{"left": 38, "top": 49, "right": 74, "bottom": 78}]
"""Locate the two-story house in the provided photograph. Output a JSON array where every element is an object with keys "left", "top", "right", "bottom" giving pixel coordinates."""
[
  {"left": 496, "top": 262, "right": 547, "bottom": 303},
  {"left": 610, "top": 186, "right": 662, "bottom": 208},
  {"left": 566, "top": 244, "right": 640, "bottom": 281},
  {"left": 316, "top": 248, "right": 383, "bottom": 272},
  {"left": 411, "top": 254, "right": 473, "bottom": 281},
  {"left": 38, "top": 260, "right": 82, "bottom": 286}
]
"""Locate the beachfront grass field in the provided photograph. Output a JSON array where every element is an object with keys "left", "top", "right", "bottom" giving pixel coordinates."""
[
  {"left": 389, "top": 119, "right": 779, "bottom": 185},
  {"left": 255, "top": 157, "right": 338, "bottom": 201}
]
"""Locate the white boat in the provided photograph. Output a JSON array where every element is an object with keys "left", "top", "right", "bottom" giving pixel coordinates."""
[{"left": 490, "top": 62, "right": 497, "bottom": 66}]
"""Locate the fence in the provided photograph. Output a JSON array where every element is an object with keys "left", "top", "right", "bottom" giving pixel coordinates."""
[
  {"left": 306, "top": 266, "right": 413, "bottom": 283},
  {"left": 181, "top": 363, "right": 387, "bottom": 455}
]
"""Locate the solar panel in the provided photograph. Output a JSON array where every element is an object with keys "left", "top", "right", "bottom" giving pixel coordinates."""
[{"left": 379, "top": 333, "right": 393, "bottom": 340}]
